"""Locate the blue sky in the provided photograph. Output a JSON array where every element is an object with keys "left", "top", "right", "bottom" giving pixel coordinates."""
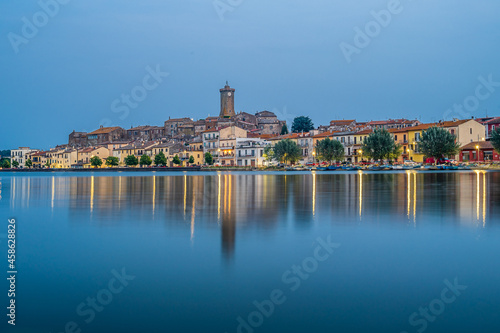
[{"left": 1, "top": 0, "right": 500, "bottom": 149}]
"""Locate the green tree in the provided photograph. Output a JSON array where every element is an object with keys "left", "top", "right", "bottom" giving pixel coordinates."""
[
  {"left": 263, "top": 146, "right": 275, "bottom": 164},
  {"left": 419, "top": 126, "right": 460, "bottom": 164},
  {"left": 291, "top": 116, "right": 314, "bottom": 133},
  {"left": 12, "top": 160, "right": 19, "bottom": 168},
  {"left": 188, "top": 156, "right": 195, "bottom": 165},
  {"left": 316, "top": 138, "right": 345, "bottom": 163},
  {"left": 387, "top": 143, "right": 403, "bottom": 164},
  {"left": 45, "top": 161, "right": 50, "bottom": 168},
  {"left": 274, "top": 139, "right": 302, "bottom": 165},
  {"left": 140, "top": 154, "right": 152, "bottom": 167},
  {"left": 154, "top": 152, "right": 167, "bottom": 166},
  {"left": 105, "top": 156, "right": 120, "bottom": 167},
  {"left": 1, "top": 159, "right": 10, "bottom": 169},
  {"left": 172, "top": 155, "right": 181, "bottom": 165},
  {"left": 280, "top": 124, "right": 289, "bottom": 135},
  {"left": 25, "top": 158, "right": 33, "bottom": 168},
  {"left": 204, "top": 152, "right": 214, "bottom": 165},
  {"left": 124, "top": 155, "right": 139, "bottom": 167},
  {"left": 361, "top": 128, "right": 395, "bottom": 162},
  {"left": 90, "top": 156, "right": 102, "bottom": 168},
  {"left": 491, "top": 127, "right": 500, "bottom": 154}
]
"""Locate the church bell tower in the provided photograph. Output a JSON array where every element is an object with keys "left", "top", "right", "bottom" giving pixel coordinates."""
[{"left": 219, "top": 81, "right": 235, "bottom": 118}]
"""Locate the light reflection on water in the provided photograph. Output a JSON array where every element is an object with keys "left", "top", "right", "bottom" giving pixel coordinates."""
[{"left": 1, "top": 171, "right": 500, "bottom": 333}]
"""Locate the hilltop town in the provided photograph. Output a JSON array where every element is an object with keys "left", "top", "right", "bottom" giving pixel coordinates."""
[{"left": 6, "top": 83, "right": 500, "bottom": 169}]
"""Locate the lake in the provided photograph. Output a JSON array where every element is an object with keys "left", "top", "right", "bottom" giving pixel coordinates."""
[{"left": 1, "top": 170, "right": 499, "bottom": 333}]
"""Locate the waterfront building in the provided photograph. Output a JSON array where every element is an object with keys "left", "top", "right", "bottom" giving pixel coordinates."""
[
  {"left": 459, "top": 141, "right": 500, "bottom": 162},
  {"left": 29, "top": 151, "right": 48, "bottom": 168},
  {"left": 11, "top": 147, "right": 38, "bottom": 168},
  {"left": 477, "top": 117, "right": 500, "bottom": 139},
  {"left": 235, "top": 138, "right": 270, "bottom": 167},
  {"left": 76, "top": 147, "right": 110, "bottom": 168}
]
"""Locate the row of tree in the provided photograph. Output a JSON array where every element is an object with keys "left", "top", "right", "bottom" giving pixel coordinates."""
[
  {"left": 262, "top": 127, "right": 500, "bottom": 165},
  {"left": 88, "top": 152, "right": 195, "bottom": 168}
]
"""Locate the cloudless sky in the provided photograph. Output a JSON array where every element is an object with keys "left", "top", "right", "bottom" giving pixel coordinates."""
[{"left": 1, "top": 0, "right": 500, "bottom": 149}]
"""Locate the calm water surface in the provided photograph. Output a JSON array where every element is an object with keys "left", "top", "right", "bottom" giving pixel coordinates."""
[{"left": 1, "top": 171, "right": 500, "bottom": 333}]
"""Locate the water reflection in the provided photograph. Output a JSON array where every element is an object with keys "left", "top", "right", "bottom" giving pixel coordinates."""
[{"left": 4, "top": 171, "right": 500, "bottom": 251}]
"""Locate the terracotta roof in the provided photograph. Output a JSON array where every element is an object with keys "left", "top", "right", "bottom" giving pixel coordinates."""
[
  {"left": 329, "top": 120, "right": 355, "bottom": 126},
  {"left": 88, "top": 126, "right": 123, "bottom": 135},
  {"left": 461, "top": 141, "right": 494, "bottom": 150},
  {"left": 313, "top": 131, "right": 340, "bottom": 139},
  {"left": 355, "top": 129, "right": 373, "bottom": 135},
  {"left": 484, "top": 117, "right": 500, "bottom": 124}
]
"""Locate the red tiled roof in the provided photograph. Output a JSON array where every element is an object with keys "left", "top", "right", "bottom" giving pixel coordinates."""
[
  {"left": 461, "top": 141, "right": 494, "bottom": 150},
  {"left": 88, "top": 126, "right": 123, "bottom": 135}
]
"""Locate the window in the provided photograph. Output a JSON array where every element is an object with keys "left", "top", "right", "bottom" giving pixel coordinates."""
[
  {"left": 472, "top": 151, "right": 476, "bottom": 160},
  {"left": 415, "top": 133, "right": 421, "bottom": 142},
  {"left": 470, "top": 128, "right": 472, "bottom": 134},
  {"left": 395, "top": 135, "right": 398, "bottom": 141},
  {"left": 403, "top": 134, "right": 407, "bottom": 142}
]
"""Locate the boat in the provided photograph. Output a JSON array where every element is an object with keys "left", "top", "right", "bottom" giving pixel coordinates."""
[
  {"left": 316, "top": 166, "right": 328, "bottom": 171},
  {"left": 327, "top": 166, "right": 341, "bottom": 171}
]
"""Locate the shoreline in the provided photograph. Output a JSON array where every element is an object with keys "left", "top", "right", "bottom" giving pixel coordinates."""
[{"left": 1, "top": 167, "right": 499, "bottom": 173}]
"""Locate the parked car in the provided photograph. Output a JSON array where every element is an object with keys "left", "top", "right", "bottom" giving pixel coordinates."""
[{"left": 425, "top": 158, "right": 450, "bottom": 164}]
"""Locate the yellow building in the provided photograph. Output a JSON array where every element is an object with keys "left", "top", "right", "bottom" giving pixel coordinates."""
[{"left": 77, "top": 147, "right": 110, "bottom": 168}]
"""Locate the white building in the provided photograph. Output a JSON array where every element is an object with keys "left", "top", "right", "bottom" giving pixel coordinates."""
[
  {"left": 11, "top": 147, "right": 38, "bottom": 168},
  {"left": 235, "top": 138, "right": 270, "bottom": 167}
]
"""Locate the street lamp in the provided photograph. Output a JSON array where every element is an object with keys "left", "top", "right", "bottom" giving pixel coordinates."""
[
  {"left": 476, "top": 145, "right": 480, "bottom": 162},
  {"left": 312, "top": 151, "right": 316, "bottom": 164},
  {"left": 359, "top": 149, "right": 363, "bottom": 163}
]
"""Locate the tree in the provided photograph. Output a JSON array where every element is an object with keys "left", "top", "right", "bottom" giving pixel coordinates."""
[
  {"left": 1, "top": 159, "right": 10, "bottom": 169},
  {"left": 90, "top": 156, "right": 102, "bottom": 168},
  {"left": 124, "top": 155, "right": 139, "bottom": 167},
  {"left": 188, "top": 156, "right": 195, "bottom": 165},
  {"left": 281, "top": 124, "right": 289, "bottom": 135},
  {"left": 291, "top": 116, "right": 314, "bottom": 133},
  {"left": 172, "top": 155, "right": 181, "bottom": 165},
  {"left": 491, "top": 127, "right": 500, "bottom": 154},
  {"left": 274, "top": 139, "right": 302, "bottom": 165},
  {"left": 25, "top": 159, "right": 33, "bottom": 168},
  {"left": 12, "top": 160, "right": 19, "bottom": 168},
  {"left": 361, "top": 128, "right": 395, "bottom": 162},
  {"left": 387, "top": 143, "right": 403, "bottom": 164},
  {"left": 154, "top": 152, "right": 167, "bottom": 166},
  {"left": 204, "top": 152, "right": 214, "bottom": 165},
  {"left": 263, "top": 146, "right": 275, "bottom": 165},
  {"left": 105, "top": 156, "right": 120, "bottom": 167},
  {"left": 140, "top": 154, "right": 152, "bottom": 167},
  {"left": 45, "top": 161, "right": 50, "bottom": 168},
  {"left": 419, "top": 126, "right": 460, "bottom": 164},
  {"left": 316, "top": 138, "right": 345, "bottom": 163}
]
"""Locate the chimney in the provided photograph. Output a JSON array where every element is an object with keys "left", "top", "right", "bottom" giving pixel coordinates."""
[{"left": 100, "top": 125, "right": 103, "bottom": 129}]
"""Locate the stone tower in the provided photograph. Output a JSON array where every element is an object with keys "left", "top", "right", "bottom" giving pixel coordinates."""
[{"left": 219, "top": 81, "right": 235, "bottom": 118}]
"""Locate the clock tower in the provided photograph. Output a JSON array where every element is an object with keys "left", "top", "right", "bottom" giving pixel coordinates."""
[{"left": 219, "top": 81, "right": 235, "bottom": 118}]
